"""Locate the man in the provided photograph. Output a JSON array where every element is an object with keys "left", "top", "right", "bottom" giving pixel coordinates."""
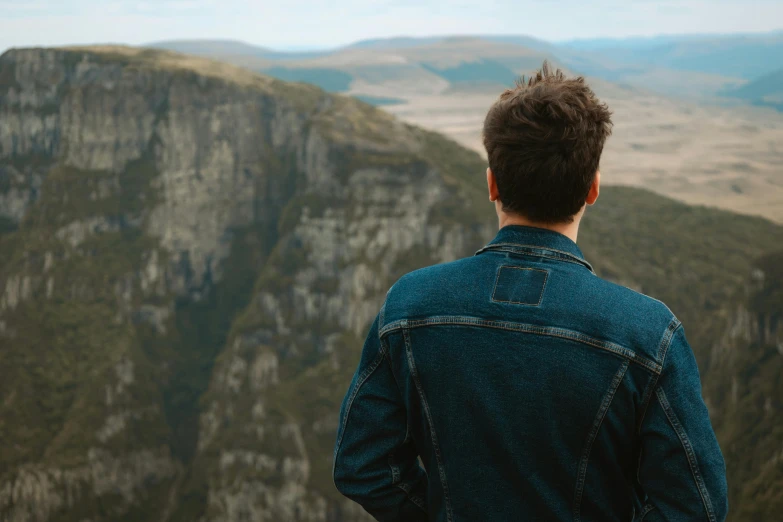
[{"left": 333, "top": 62, "right": 728, "bottom": 522}]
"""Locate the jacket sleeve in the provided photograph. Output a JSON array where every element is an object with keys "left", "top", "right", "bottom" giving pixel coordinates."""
[
  {"left": 637, "top": 323, "right": 729, "bottom": 521},
  {"left": 333, "top": 312, "right": 428, "bottom": 521}
]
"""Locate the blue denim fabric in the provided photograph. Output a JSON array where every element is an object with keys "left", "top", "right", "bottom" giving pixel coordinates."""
[{"left": 334, "top": 225, "right": 728, "bottom": 522}]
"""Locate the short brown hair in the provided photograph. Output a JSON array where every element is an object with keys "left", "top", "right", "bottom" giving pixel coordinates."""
[{"left": 482, "top": 61, "right": 613, "bottom": 223}]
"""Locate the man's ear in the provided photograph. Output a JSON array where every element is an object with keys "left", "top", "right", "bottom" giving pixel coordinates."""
[
  {"left": 487, "top": 167, "right": 499, "bottom": 202},
  {"left": 586, "top": 170, "right": 600, "bottom": 206}
]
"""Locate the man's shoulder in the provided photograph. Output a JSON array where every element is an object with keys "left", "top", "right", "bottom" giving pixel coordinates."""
[
  {"left": 387, "top": 256, "right": 477, "bottom": 296},
  {"left": 382, "top": 256, "right": 480, "bottom": 320},
  {"left": 588, "top": 274, "right": 680, "bottom": 361},
  {"left": 595, "top": 275, "right": 677, "bottom": 321}
]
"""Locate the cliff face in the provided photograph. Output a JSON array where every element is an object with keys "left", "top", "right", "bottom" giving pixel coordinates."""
[
  {"left": 0, "top": 46, "right": 492, "bottom": 522},
  {"left": 705, "top": 253, "right": 783, "bottom": 521},
  {"left": 1, "top": 46, "right": 782, "bottom": 522}
]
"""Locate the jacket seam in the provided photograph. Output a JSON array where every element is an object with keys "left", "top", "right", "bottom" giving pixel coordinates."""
[
  {"left": 491, "top": 266, "right": 549, "bottom": 306},
  {"left": 380, "top": 334, "right": 414, "bottom": 453},
  {"left": 638, "top": 504, "right": 656, "bottom": 521},
  {"left": 395, "top": 482, "right": 427, "bottom": 512},
  {"left": 395, "top": 481, "right": 427, "bottom": 512},
  {"left": 380, "top": 316, "right": 661, "bottom": 374},
  {"left": 408, "top": 494, "right": 426, "bottom": 511},
  {"left": 388, "top": 454, "right": 400, "bottom": 484},
  {"left": 475, "top": 243, "right": 595, "bottom": 273},
  {"left": 379, "top": 301, "right": 387, "bottom": 334},
  {"left": 403, "top": 324, "right": 453, "bottom": 522},
  {"left": 384, "top": 354, "right": 425, "bottom": 515},
  {"left": 637, "top": 319, "right": 681, "bottom": 435},
  {"left": 332, "top": 343, "right": 387, "bottom": 485},
  {"left": 656, "top": 387, "right": 717, "bottom": 522},
  {"left": 655, "top": 318, "right": 681, "bottom": 363},
  {"left": 573, "top": 359, "right": 629, "bottom": 522},
  {"left": 636, "top": 319, "right": 681, "bottom": 485}
]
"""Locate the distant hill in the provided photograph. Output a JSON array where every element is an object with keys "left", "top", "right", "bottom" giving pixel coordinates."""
[
  {"left": 561, "top": 31, "right": 783, "bottom": 80},
  {"left": 147, "top": 39, "right": 330, "bottom": 61},
  {"left": 349, "top": 34, "right": 558, "bottom": 54},
  {"left": 146, "top": 33, "right": 782, "bottom": 101},
  {"left": 723, "top": 68, "right": 783, "bottom": 111},
  {"left": 145, "top": 37, "right": 565, "bottom": 95},
  {"left": 149, "top": 39, "right": 273, "bottom": 56},
  {"left": 346, "top": 36, "right": 446, "bottom": 49}
]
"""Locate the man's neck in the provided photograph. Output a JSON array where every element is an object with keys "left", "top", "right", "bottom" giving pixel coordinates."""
[{"left": 497, "top": 212, "right": 581, "bottom": 243}]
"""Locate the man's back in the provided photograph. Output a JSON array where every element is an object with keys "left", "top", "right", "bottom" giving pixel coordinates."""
[
  {"left": 333, "top": 63, "right": 727, "bottom": 521},
  {"left": 334, "top": 225, "right": 727, "bottom": 521}
]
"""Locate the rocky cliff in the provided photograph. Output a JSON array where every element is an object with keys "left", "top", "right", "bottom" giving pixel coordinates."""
[
  {"left": 0, "top": 46, "right": 492, "bottom": 522},
  {"left": 705, "top": 252, "right": 783, "bottom": 521},
  {"left": 0, "top": 46, "right": 781, "bottom": 522}
]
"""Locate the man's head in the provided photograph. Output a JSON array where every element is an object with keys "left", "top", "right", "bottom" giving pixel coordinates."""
[{"left": 482, "top": 62, "right": 613, "bottom": 226}]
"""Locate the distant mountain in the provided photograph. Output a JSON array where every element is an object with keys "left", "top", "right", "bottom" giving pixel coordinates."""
[
  {"left": 146, "top": 33, "right": 783, "bottom": 101},
  {"left": 723, "top": 68, "right": 783, "bottom": 111},
  {"left": 145, "top": 37, "right": 565, "bottom": 95},
  {"left": 348, "top": 34, "right": 557, "bottom": 54},
  {"left": 560, "top": 31, "right": 783, "bottom": 80},
  {"left": 147, "top": 39, "right": 330, "bottom": 61},
  {"left": 346, "top": 36, "right": 447, "bottom": 49},
  {"left": 562, "top": 33, "right": 754, "bottom": 50},
  {"left": 149, "top": 39, "right": 273, "bottom": 56}
]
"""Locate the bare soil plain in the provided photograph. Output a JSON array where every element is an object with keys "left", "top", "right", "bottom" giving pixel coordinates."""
[{"left": 371, "top": 85, "right": 783, "bottom": 224}]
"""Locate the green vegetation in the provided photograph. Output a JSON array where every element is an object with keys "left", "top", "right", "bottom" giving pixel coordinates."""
[
  {"left": 703, "top": 252, "right": 783, "bottom": 521},
  {"left": 0, "top": 56, "right": 18, "bottom": 94},
  {"left": 0, "top": 215, "right": 17, "bottom": 234},
  {"left": 421, "top": 59, "right": 517, "bottom": 86},
  {"left": 277, "top": 193, "right": 333, "bottom": 237},
  {"left": 350, "top": 94, "right": 405, "bottom": 106},
  {"left": 263, "top": 66, "right": 353, "bottom": 92},
  {"left": 164, "top": 223, "right": 277, "bottom": 463},
  {"left": 311, "top": 92, "right": 404, "bottom": 146}
]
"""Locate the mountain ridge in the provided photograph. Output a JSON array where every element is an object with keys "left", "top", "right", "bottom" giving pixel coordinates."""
[{"left": 723, "top": 68, "right": 783, "bottom": 111}]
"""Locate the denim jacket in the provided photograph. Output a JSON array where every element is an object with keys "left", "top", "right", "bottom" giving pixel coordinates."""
[{"left": 333, "top": 225, "right": 728, "bottom": 522}]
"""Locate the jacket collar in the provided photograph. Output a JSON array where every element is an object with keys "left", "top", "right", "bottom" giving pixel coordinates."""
[{"left": 475, "top": 225, "right": 594, "bottom": 273}]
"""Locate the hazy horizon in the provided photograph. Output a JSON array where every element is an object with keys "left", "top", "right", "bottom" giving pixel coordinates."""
[{"left": 1, "top": 0, "right": 782, "bottom": 54}]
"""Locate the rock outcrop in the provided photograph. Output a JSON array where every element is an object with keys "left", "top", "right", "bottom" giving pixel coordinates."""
[{"left": 0, "top": 46, "right": 491, "bottom": 521}]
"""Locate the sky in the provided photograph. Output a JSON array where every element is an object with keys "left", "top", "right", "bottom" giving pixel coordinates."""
[{"left": 1, "top": 0, "right": 782, "bottom": 53}]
